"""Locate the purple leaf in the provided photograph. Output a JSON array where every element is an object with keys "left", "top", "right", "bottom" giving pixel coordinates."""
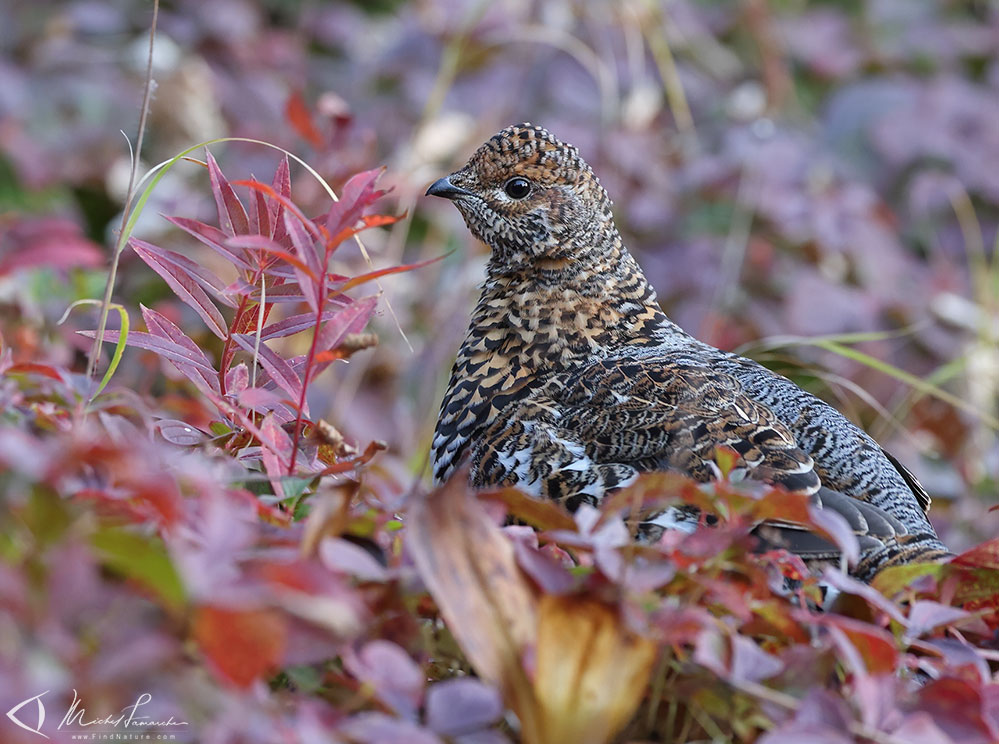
[
  {"left": 156, "top": 419, "right": 208, "bottom": 445},
  {"left": 206, "top": 150, "right": 249, "bottom": 236},
  {"left": 338, "top": 713, "right": 443, "bottom": 744},
  {"left": 283, "top": 211, "right": 322, "bottom": 313},
  {"left": 231, "top": 334, "right": 304, "bottom": 411},
  {"left": 319, "top": 537, "right": 387, "bottom": 582},
  {"left": 342, "top": 641, "right": 425, "bottom": 718},
  {"left": 131, "top": 239, "right": 228, "bottom": 339},
  {"left": 425, "top": 678, "right": 503, "bottom": 736},
  {"left": 165, "top": 216, "right": 253, "bottom": 270}
]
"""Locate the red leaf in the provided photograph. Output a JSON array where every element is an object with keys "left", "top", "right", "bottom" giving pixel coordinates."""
[
  {"left": 269, "top": 157, "right": 292, "bottom": 244},
  {"left": 0, "top": 217, "right": 103, "bottom": 275},
  {"left": 330, "top": 254, "right": 447, "bottom": 297},
  {"left": 206, "top": 150, "right": 250, "bottom": 236},
  {"left": 4, "top": 362, "right": 67, "bottom": 382},
  {"left": 132, "top": 239, "right": 228, "bottom": 339},
  {"left": 823, "top": 614, "right": 899, "bottom": 675},
  {"left": 193, "top": 605, "right": 287, "bottom": 687},
  {"left": 285, "top": 90, "right": 324, "bottom": 149},
  {"left": 952, "top": 538, "right": 999, "bottom": 570}
]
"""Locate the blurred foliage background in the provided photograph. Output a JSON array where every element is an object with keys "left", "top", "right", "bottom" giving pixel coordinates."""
[{"left": 1, "top": 0, "right": 997, "bottom": 550}]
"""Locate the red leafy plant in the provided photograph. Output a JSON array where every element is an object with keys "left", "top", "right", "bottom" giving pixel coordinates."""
[{"left": 81, "top": 153, "right": 426, "bottom": 499}]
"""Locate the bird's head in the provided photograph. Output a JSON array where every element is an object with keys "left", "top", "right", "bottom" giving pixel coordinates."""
[{"left": 426, "top": 123, "right": 616, "bottom": 272}]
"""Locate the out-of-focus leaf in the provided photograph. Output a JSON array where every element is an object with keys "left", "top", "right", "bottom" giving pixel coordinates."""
[
  {"left": 343, "top": 640, "right": 424, "bottom": 718},
  {"left": 406, "top": 473, "right": 541, "bottom": 739},
  {"left": 206, "top": 150, "right": 250, "bottom": 236},
  {"left": 822, "top": 614, "right": 898, "bottom": 675},
  {"left": 132, "top": 238, "right": 228, "bottom": 339},
  {"left": 425, "top": 678, "right": 503, "bottom": 736},
  {"left": 533, "top": 594, "right": 657, "bottom": 744},
  {"left": 906, "top": 601, "right": 972, "bottom": 639},
  {"left": 193, "top": 605, "right": 287, "bottom": 687},
  {"left": 952, "top": 538, "right": 999, "bottom": 570},
  {"left": 915, "top": 677, "right": 997, "bottom": 744},
  {"left": 338, "top": 713, "right": 443, "bottom": 744},
  {"left": 285, "top": 90, "right": 324, "bottom": 149},
  {"left": 481, "top": 487, "right": 577, "bottom": 531},
  {"left": 319, "top": 537, "right": 387, "bottom": 583},
  {"left": 91, "top": 527, "right": 186, "bottom": 613}
]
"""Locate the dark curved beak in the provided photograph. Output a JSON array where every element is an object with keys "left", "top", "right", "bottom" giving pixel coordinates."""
[{"left": 426, "top": 175, "right": 472, "bottom": 200}]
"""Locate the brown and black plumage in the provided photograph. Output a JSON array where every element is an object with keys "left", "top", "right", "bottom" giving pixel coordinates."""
[{"left": 427, "top": 123, "right": 949, "bottom": 581}]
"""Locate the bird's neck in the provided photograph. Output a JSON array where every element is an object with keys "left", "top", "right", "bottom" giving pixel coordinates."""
[{"left": 470, "top": 236, "right": 686, "bottom": 374}]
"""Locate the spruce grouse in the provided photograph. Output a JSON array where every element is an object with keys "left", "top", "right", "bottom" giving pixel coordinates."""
[{"left": 427, "top": 123, "right": 949, "bottom": 581}]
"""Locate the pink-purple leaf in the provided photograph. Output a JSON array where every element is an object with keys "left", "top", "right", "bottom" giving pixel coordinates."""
[
  {"left": 77, "top": 330, "right": 218, "bottom": 389},
  {"left": 258, "top": 413, "right": 293, "bottom": 494},
  {"left": 206, "top": 150, "right": 250, "bottom": 237},
  {"left": 326, "top": 168, "right": 385, "bottom": 243},
  {"left": 315, "top": 295, "right": 378, "bottom": 351},
  {"left": 164, "top": 216, "right": 253, "bottom": 270},
  {"left": 259, "top": 307, "right": 351, "bottom": 341},
  {"left": 132, "top": 239, "right": 228, "bottom": 339},
  {"left": 231, "top": 334, "right": 304, "bottom": 411},
  {"left": 130, "top": 238, "right": 237, "bottom": 307},
  {"left": 237, "top": 386, "right": 284, "bottom": 413},
  {"left": 342, "top": 640, "right": 424, "bottom": 718},
  {"left": 226, "top": 362, "right": 249, "bottom": 395},
  {"left": 425, "top": 678, "right": 503, "bottom": 737}
]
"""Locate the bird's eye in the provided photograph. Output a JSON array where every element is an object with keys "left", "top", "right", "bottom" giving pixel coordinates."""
[{"left": 503, "top": 177, "right": 532, "bottom": 200}]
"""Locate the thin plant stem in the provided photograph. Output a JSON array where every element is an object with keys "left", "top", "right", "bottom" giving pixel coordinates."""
[{"left": 86, "top": 0, "right": 159, "bottom": 397}]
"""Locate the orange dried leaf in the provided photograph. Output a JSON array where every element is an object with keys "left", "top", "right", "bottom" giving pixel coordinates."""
[
  {"left": 533, "top": 595, "right": 657, "bottom": 744},
  {"left": 193, "top": 606, "right": 287, "bottom": 687}
]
